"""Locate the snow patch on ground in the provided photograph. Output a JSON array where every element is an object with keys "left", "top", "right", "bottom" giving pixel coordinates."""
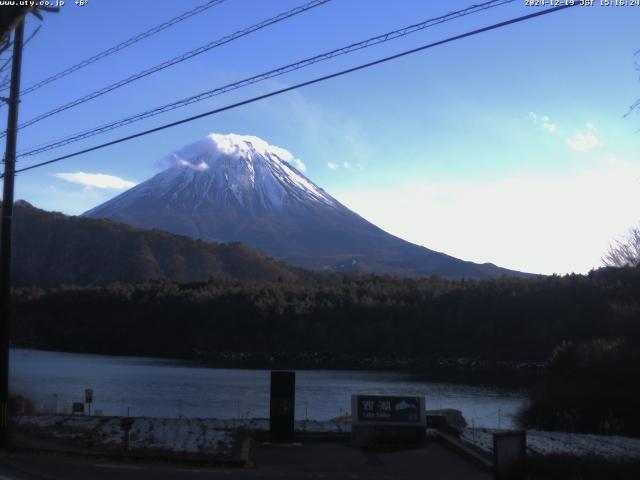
[
  {"left": 14, "top": 415, "right": 350, "bottom": 454},
  {"left": 461, "top": 427, "right": 640, "bottom": 460},
  {"left": 15, "top": 415, "right": 233, "bottom": 455},
  {"left": 20, "top": 415, "right": 638, "bottom": 460}
]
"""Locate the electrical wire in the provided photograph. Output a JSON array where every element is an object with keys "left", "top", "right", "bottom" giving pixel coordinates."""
[
  {"left": 10, "top": 0, "right": 228, "bottom": 96},
  {"left": 10, "top": 4, "right": 577, "bottom": 176},
  {"left": 17, "top": 0, "right": 516, "bottom": 158},
  {"left": 1, "top": 0, "right": 332, "bottom": 139},
  {"left": 0, "top": 25, "right": 40, "bottom": 76},
  {"left": 0, "top": 25, "right": 41, "bottom": 108}
]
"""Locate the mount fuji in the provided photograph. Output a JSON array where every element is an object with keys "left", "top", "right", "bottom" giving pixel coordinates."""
[{"left": 83, "top": 133, "right": 526, "bottom": 278}]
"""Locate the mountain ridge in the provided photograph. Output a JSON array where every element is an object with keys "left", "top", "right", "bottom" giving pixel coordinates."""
[{"left": 7, "top": 200, "right": 304, "bottom": 287}]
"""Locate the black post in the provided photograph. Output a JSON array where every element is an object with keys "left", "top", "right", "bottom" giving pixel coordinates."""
[
  {"left": 493, "top": 431, "right": 527, "bottom": 480},
  {"left": 0, "top": 19, "right": 25, "bottom": 449},
  {"left": 269, "top": 371, "right": 295, "bottom": 443},
  {"left": 120, "top": 417, "right": 135, "bottom": 452}
]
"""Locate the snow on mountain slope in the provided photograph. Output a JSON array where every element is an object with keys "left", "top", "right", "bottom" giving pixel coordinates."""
[
  {"left": 88, "top": 134, "right": 336, "bottom": 215},
  {"left": 84, "top": 133, "right": 529, "bottom": 278}
]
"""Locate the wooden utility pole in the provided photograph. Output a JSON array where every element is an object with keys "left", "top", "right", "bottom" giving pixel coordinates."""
[{"left": 0, "top": 18, "right": 24, "bottom": 449}]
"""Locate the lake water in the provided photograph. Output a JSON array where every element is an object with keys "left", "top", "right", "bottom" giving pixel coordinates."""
[{"left": 10, "top": 349, "right": 527, "bottom": 428}]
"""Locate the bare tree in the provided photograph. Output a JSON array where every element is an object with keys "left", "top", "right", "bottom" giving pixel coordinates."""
[
  {"left": 628, "top": 50, "right": 640, "bottom": 118},
  {"left": 606, "top": 51, "right": 640, "bottom": 268},
  {"left": 603, "top": 226, "right": 640, "bottom": 267}
]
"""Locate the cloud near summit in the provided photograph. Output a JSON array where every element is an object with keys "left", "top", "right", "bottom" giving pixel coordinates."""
[{"left": 159, "top": 133, "right": 307, "bottom": 172}]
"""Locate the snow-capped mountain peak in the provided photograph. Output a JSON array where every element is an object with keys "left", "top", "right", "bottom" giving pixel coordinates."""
[
  {"left": 154, "top": 133, "right": 336, "bottom": 209},
  {"left": 85, "top": 133, "right": 338, "bottom": 218}
]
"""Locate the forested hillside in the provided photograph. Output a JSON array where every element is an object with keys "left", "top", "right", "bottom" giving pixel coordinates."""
[
  {"left": 12, "top": 266, "right": 640, "bottom": 363},
  {"left": 8, "top": 201, "right": 304, "bottom": 286}
]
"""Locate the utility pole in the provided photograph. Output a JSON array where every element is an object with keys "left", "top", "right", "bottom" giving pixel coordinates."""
[{"left": 0, "top": 18, "right": 24, "bottom": 449}]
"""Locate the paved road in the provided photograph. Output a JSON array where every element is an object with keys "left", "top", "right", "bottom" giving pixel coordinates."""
[{"left": 0, "top": 441, "right": 491, "bottom": 480}]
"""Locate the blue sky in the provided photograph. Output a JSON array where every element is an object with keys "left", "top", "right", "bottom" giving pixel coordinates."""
[{"left": 4, "top": 0, "right": 640, "bottom": 274}]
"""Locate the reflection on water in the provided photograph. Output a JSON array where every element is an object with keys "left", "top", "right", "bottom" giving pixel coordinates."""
[{"left": 10, "top": 349, "right": 526, "bottom": 428}]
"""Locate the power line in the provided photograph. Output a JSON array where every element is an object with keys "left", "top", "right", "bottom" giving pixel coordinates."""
[
  {"left": 9, "top": 0, "right": 228, "bottom": 96},
  {"left": 0, "top": 25, "right": 39, "bottom": 75},
  {"left": 17, "top": 0, "right": 517, "bottom": 158},
  {"left": 10, "top": 4, "right": 576, "bottom": 177},
  {"left": 21, "top": 23, "right": 40, "bottom": 48},
  {"left": 0, "top": 24, "right": 40, "bottom": 101},
  {"left": 1, "top": 0, "right": 332, "bottom": 139},
  {"left": 627, "top": 50, "right": 640, "bottom": 116}
]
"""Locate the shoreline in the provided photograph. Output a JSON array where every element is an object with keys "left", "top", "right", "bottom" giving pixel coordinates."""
[{"left": 11, "top": 345, "right": 546, "bottom": 380}]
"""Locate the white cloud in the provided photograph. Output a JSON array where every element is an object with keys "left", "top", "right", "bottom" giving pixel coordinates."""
[
  {"left": 327, "top": 162, "right": 339, "bottom": 170},
  {"left": 175, "top": 158, "right": 209, "bottom": 171},
  {"left": 566, "top": 128, "right": 602, "bottom": 152},
  {"left": 54, "top": 172, "right": 136, "bottom": 190},
  {"left": 542, "top": 119, "right": 557, "bottom": 133},
  {"left": 528, "top": 111, "right": 557, "bottom": 133},
  {"left": 159, "top": 133, "right": 307, "bottom": 172},
  {"left": 528, "top": 115, "right": 602, "bottom": 152},
  {"left": 22, "top": 184, "right": 112, "bottom": 216},
  {"left": 343, "top": 162, "right": 352, "bottom": 169},
  {"left": 249, "top": 80, "right": 374, "bottom": 170},
  {"left": 289, "top": 157, "right": 307, "bottom": 172},
  {"left": 334, "top": 156, "right": 640, "bottom": 275}
]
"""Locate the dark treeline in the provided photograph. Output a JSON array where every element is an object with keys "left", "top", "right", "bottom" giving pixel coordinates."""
[
  {"left": 519, "top": 338, "right": 640, "bottom": 436},
  {"left": 11, "top": 266, "right": 640, "bottom": 363}
]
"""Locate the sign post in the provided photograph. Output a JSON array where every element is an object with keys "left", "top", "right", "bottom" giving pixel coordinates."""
[
  {"left": 269, "top": 371, "right": 295, "bottom": 443},
  {"left": 351, "top": 394, "right": 426, "bottom": 447},
  {"left": 85, "top": 388, "right": 93, "bottom": 416},
  {"left": 120, "top": 417, "right": 135, "bottom": 452}
]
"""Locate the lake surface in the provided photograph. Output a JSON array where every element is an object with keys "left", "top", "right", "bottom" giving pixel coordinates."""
[{"left": 10, "top": 349, "right": 526, "bottom": 428}]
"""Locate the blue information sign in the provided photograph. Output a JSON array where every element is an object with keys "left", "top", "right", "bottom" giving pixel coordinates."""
[{"left": 352, "top": 395, "right": 425, "bottom": 425}]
